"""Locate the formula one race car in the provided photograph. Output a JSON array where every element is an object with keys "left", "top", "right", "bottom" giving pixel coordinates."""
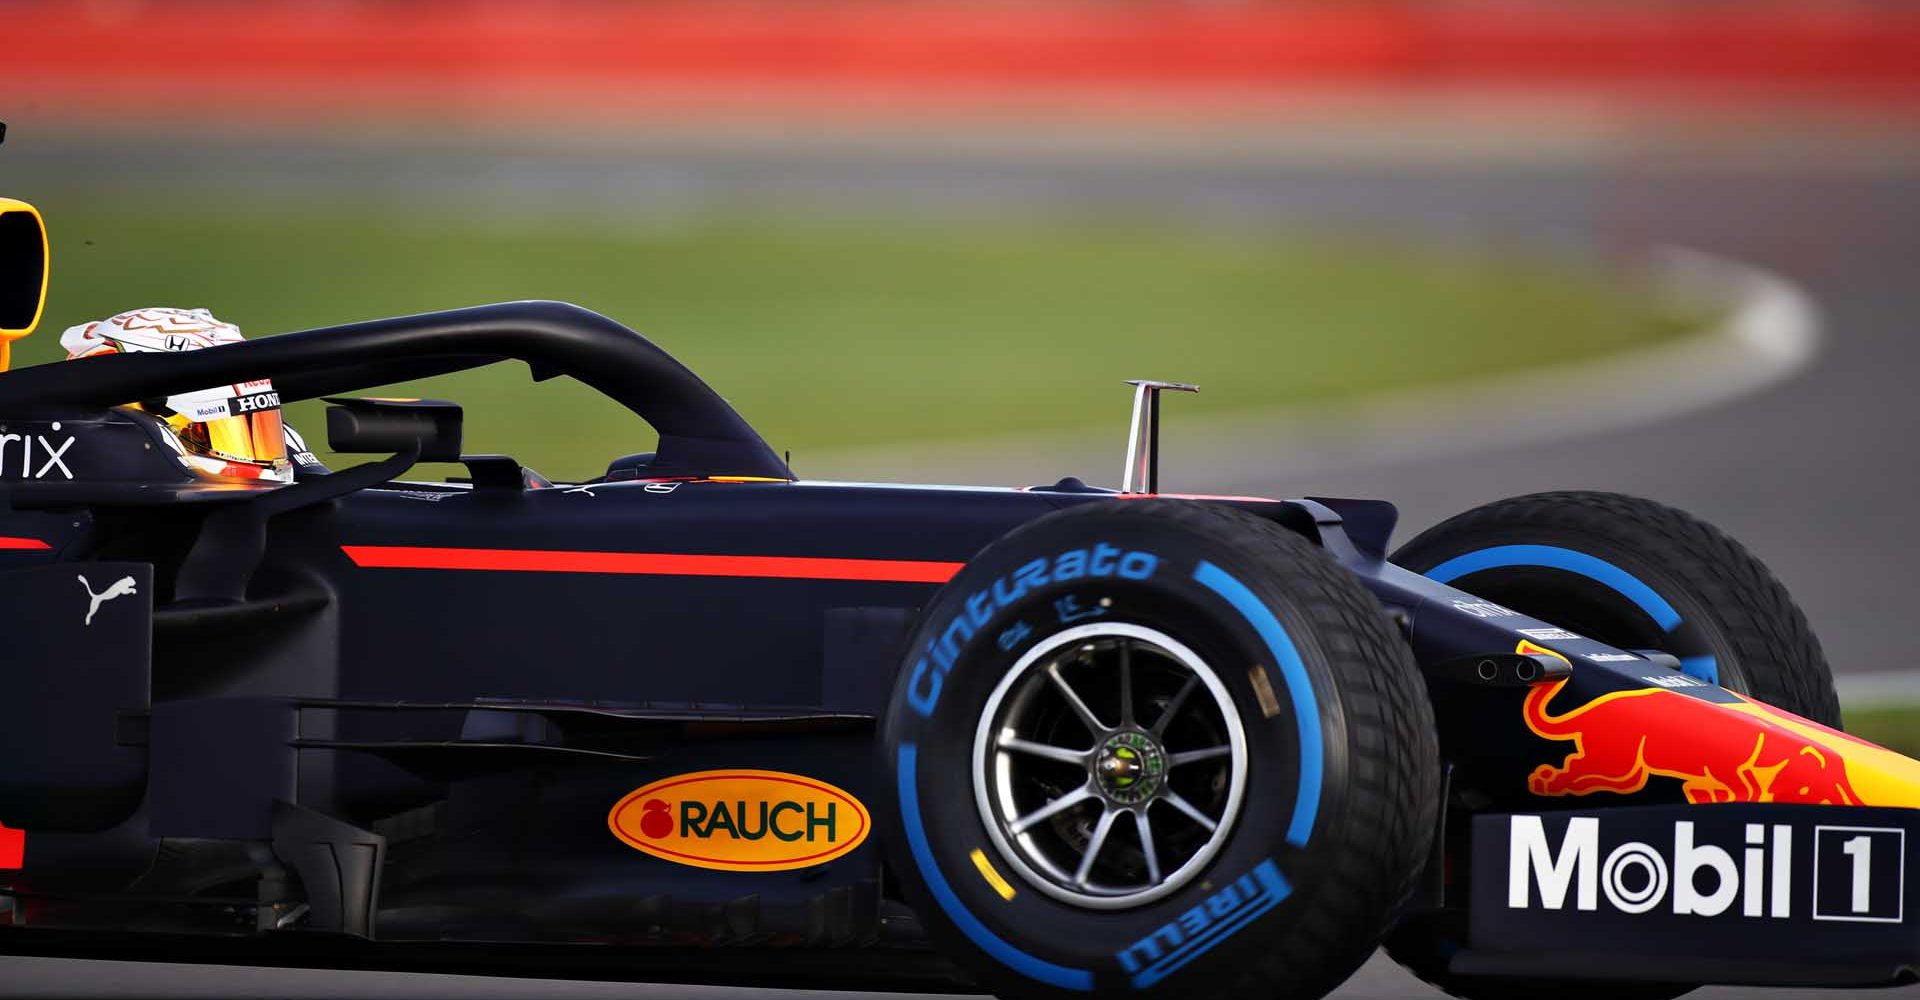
[{"left": 3, "top": 189, "right": 1920, "bottom": 1000}]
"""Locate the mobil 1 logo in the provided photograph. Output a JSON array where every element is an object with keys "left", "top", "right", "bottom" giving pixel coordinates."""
[
  {"left": 1814, "top": 826, "right": 1904, "bottom": 923},
  {"left": 1473, "top": 807, "right": 1919, "bottom": 967}
]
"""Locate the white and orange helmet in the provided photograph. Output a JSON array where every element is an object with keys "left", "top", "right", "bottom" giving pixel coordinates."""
[{"left": 60, "top": 308, "right": 295, "bottom": 483}]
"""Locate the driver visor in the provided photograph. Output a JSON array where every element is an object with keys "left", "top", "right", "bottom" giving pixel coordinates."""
[{"left": 204, "top": 408, "right": 287, "bottom": 465}]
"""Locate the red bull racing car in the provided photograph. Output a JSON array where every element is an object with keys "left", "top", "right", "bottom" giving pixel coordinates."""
[{"left": 3, "top": 186, "right": 1920, "bottom": 1000}]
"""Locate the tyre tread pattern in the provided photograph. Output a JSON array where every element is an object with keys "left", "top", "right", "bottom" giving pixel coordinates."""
[
  {"left": 1384, "top": 490, "right": 1836, "bottom": 1000},
  {"left": 1044, "top": 500, "right": 1441, "bottom": 1000},
  {"left": 1393, "top": 490, "right": 1836, "bottom": 724}
]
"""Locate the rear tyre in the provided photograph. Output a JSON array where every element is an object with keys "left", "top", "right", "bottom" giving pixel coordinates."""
[
  {"left": 1383, "top": 490, "right": 1836, "bottom": 1000},
  {"left": 878, "top": 499, "right": 1438, "bottom": 1000}
]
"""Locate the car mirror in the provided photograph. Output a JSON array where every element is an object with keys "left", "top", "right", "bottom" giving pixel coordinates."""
[
  {"left": 324, "top": 397, "right": 464, "bottom": 462},
  {"left": 0, "top": 198, "right": 49, "bottom": 372}
]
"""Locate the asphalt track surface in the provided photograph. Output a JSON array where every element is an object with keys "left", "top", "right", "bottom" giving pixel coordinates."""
[{"left": 3, "top": 127, "right": 1918, "bottom": 998}]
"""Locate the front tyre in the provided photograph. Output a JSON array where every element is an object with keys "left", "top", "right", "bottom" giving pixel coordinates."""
[
  {"left": 1391, "top": 490, "right": 1836, "bottom": 724},
  {"left": 878, "top": 499, "right": 1438, "bottom": 1000},
  {"left": 1385, "top": 490, "right": 1835, "bottom": 1000}
]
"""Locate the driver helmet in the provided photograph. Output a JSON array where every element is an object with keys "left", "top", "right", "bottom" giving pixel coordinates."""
[{"left": 60, "top": 308, "right": 297, "bottom": 483}]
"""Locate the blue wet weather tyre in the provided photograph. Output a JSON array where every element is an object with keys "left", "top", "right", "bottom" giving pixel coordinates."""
[
  {"left": 1384, "top": 490, "right": 1837, "bottom": 1000},
  {"left": 1391, "top": 490, "right": 1837, "bottom": 724},
  {"left": 878, "top": 499, "right": 1439, "bottom": 1000}
]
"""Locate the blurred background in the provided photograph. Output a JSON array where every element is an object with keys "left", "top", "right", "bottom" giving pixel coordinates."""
[
  {"left": 5, "top": 3, "right": 1920, "bottom": 997},
  {"left": 2, "top": 1, "right": 1917, "bottom": 749}
]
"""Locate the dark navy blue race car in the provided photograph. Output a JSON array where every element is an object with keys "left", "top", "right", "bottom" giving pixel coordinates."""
[{"left": 4, "top": 194, "right": 1920, "bottom": 1000}]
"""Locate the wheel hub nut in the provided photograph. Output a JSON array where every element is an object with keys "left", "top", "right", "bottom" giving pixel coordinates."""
[{"left": 1095, "top": 731, "right": 1166, "bottom": 805}]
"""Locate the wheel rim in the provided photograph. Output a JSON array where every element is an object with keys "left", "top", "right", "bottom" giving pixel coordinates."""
[{"left": 972, "top": 622, "right": 1249, "bottom": 910}]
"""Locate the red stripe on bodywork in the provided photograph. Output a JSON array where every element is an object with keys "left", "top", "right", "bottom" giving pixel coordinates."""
[
  {"left": 0, "top": 823, "right": 22, "bottom": 870},
  {"left": 1114, "top": 493, "right": 1279, "bottom": 503},
  {"left": 341, "top": 545, "right": 963, "bottom": 584},
  {"left": 0, "top": 537, "right": 50, "bottom": 550}
]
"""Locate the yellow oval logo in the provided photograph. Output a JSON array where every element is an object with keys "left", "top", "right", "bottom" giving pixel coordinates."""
[{"left": 608, "top": 769, "right": 871, "bottom": 872}]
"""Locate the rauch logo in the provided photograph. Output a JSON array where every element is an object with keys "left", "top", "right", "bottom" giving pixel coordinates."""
[{"left": 608, "top": 769, "right": 871, "bottom": 872}]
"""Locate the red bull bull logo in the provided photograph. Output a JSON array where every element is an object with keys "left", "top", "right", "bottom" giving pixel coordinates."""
[
  {"left": 1515, "top": 641, "right": 1907, "bottom": 806},
  {"left": 1523, "top": 675, "right": 1859, "bottom": 804}
]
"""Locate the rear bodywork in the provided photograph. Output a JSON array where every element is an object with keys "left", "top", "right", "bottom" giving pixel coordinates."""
[{"left": 0, "top": 300, "right": 1917, "bottom": 989}]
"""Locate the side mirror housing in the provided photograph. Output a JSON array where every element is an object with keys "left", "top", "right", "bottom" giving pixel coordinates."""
[
  {"left": 324, "top": 397, "right": 464, "bottom": 462},
  {"left": 0, "top": 198, "right": 49, "bottom": 372}
]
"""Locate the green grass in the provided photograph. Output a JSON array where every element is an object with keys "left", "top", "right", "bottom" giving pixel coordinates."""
[
  {"left": 1842, "top": 704, "right": 1920, "bottom": 759},
  {"left": 14, "top": 196, "right": 1703, "bottom": 480}
]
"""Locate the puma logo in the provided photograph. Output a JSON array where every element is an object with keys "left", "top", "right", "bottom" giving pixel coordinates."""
[{"left": 77, "top": 574, "right": 137, "bottom": 626}]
